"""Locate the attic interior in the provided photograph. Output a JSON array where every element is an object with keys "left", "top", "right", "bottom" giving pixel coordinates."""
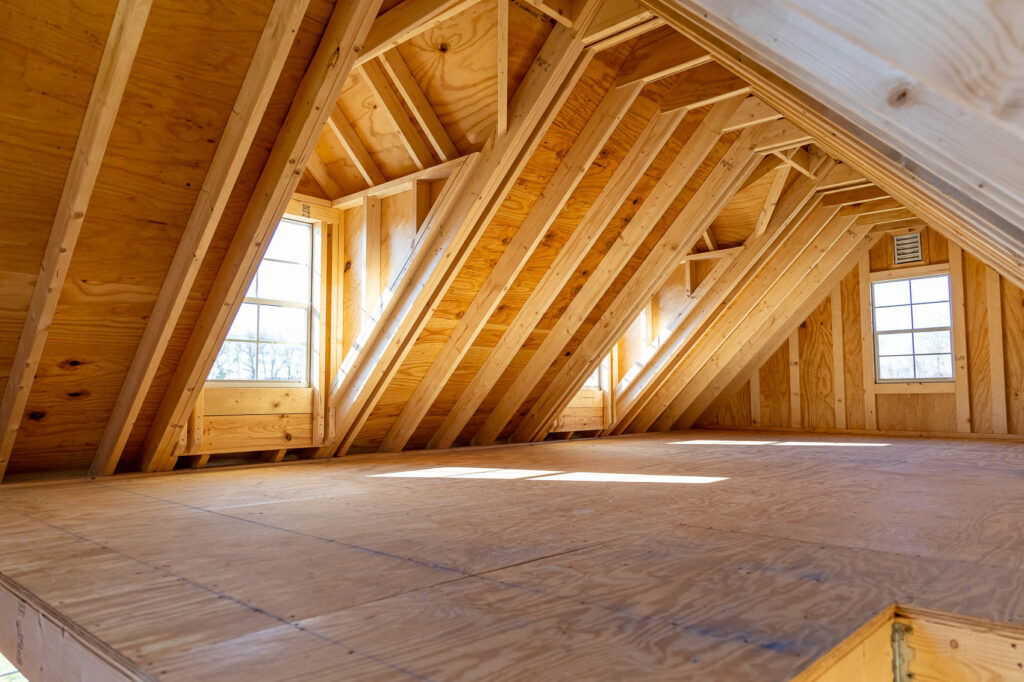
[{"left": 3, "top": 0, "right": 1024, "bottom": 679}]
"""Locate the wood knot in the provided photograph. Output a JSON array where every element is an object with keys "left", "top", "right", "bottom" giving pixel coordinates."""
[
  {"left": 28, "top": 411, "right": 46, "bottom": 421},
  {"left": 887, "top": 82, "right": 914, "bottom": 108}
]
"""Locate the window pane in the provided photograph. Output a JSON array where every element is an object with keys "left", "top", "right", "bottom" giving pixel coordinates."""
[
  {"left": 258, "top": 344, "right": 306, "bottom": 382},
  {"left": 256, "top": 260, "right": 309, "bottom": 303},
  {"left": 226, "top": 302, "right": 258, "bottom": 341},
  {"left": 265, "top": 219, "right": 311, "bottom": 264},
  {"left": 879, "top": 355, "right": 914, "bottom": 380},
  {"left": 258, "top": 305, "right": 307, "bottom": 344},
  {"left": 913, "top": 330, "right": 951, "bottom": 354},
  {"left": 209, "top": 341, "right": 257, "bottom": 380},
  {"left": 912, "top": 301, "right": 951, "bottom": 329},
  {"left": 877, "top": 332, "right": 913, "bottom": 356},
  {"left": 910, "top": 275, "right": 949, "bottom": 304},
  {"left": 915, "top": 354, "right": 953, "bottom": 379},
  {"left": 875, "top": 305, "right": 911, "bottom": 332},
  {"left": 873, "top": 279, "right": 910, "bottom": 307}
]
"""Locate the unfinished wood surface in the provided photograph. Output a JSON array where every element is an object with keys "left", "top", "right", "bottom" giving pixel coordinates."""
[
  {"left": 377, "top": 79, "right": 642, "bottom": 453},
  {"left": 429, "top": 105, "right": 686, "bottom": 450},
  {"left": 140, "top": 0, "right": 383, "bottom": 473},
  {"left": 0, "top": 0, "right": 153, "bottom": 482},
  {"left": 322, "top": 21, "right": 598, "bottom": 457},
  {"left": 2, "top": 432, "right": 1024, "bottom": 678},
  {"left": 640, "top": 0, "right": 1024, "bottom": 293},
  {"left": 692, "top": 225, "right": 1024, "bottom": 440},
  {"left": 89, "top": 0, "right": 311, "bottom": 478}
]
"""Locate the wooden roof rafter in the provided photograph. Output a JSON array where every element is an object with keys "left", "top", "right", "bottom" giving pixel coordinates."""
[
  {"left": 0, "top": 0, "right": 154, "bottom": 483},
  {"left": 608, "top": 159, "right": 839, "bottom": 434},
  {"left": 474, "top": 95, "right": 756, "bottom": 446},
  {"left": 139, "top": 0, "right": 385, "bottom": 473},
  {"left": 428, "top": 104, "right": 687, "bottom": 450},
  {"left": 377, "top": 78, "right": 645, "bottom": 453},
  {"left": 89, "top": 0, "right": 313, "bottom": 477},
  {"left": 518, "top": 117, "right": 793, "bottom": 443},
  {"left": 321, "top": 7, "right": 603, "bottom": 458},
  {"left": 639, "top": 0, "right": 1024, "bottom": 290}
]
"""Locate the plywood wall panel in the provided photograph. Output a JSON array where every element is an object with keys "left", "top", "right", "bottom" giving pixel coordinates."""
[
  {"left": 799, "top": 297, "right": 836, "bottom": 430},
  {"left": 695, "top": 232, "right": 1023, "bottom": 441},
  {"left": 876, "top": 393, "right": 957, "bottom": 433},
  {"left": 963, "top": 252, "right": 994, "bottom": 434},
  {"left": 760, "top": 341, "right": 791, "bottom": 428},
  {"left": 840, "top": 266, "right": 866, "bottom": 430},
  {"left": 1002, "top": 278, "right": 1024, "bottom": 435}
]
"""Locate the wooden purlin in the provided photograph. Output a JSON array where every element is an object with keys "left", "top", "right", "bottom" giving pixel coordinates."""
[
  {"left": 638, "top": 0, "right": 1024, "bottom": 292},
  {"left": 514, "top": 117, "right": 771, "bottom": 443},
  {"left": 655, "top": 207, "right": 879, "bottom": 432},
  {"left": 321, "top": 19, "right": 597, "bottom": 458},
  {"left": 473, "top": 96, "right": 748, "bottom": 447},
  {"left": 140, "top": 0, "right": 384, "bottom": 473},
  {"left": 608, "top": 161, "right": 836, "bottom": 435},
  {"left": 428, "top": 106, "right": 688, "bottom": 450},
  {"left": 0, "top": 0, "right": 153, "bottom": 482},
  {"left": 90, "top": 0, "right": 311, "bottom": 477},
  {"left": 377, "top": 80, "right": 644, "bottom": 453}
]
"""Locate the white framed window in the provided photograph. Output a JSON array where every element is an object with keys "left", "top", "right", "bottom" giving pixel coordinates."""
[
  {"left": 871, "top": 273, "right": 953, "bottom": 382},
  {"left": 209, "top": 218, "right": 315, "bottom": 385}
]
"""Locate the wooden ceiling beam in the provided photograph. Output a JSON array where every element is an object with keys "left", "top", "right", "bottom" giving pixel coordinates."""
[
  {"left": 582, "top": 0, "right": 657, "bottom": 46},
  {"left": 89, "top": 0, "right": 311, "bottom": 477},
  {"left": 639, "top": 0, "right": 1024, "bottom": 290},
  {"left": 379, "top": 48, "right": 458, "bottom": 160},
  {"left": 332, "top": 154, "right": 468, "bottom": 209},
  {"left": 659, "top": 61, "right": 749, "bottom": 112},
  {"left": 614, "top": 26, "right": 711, "bottom": 86},
  {"left": 497, "top": 0, "right": 509, "bottom": 136},
  {"left": 513, "top": 118, "right": 769, "bottom": 443},
  {"left": 820, "top": 185, "right": 891, "bottom": 207},
  {"left": 520, "top": 0, "right": 575, "bottom": 27},
  {"left": 377, "top": 80, "right": 643, "bottom": 453},
  {"left": 321, "top": 20, "right": 596, "bottom": 457},
  {"left": 753, "top": 165, "right": 790, "bottom": 236},
  {"left": 139, "top": 0, "right": 384, "bottom": 473},
  {"left": 360, "top": 60, "right": 435, "bottom": 170},
  {"left": 325, "top": 104, "right": 387, "bottom": 187},
  {"left": 472, "top": 96, "right": 748, "bottom": 446},
  {"left": 305, "top": 151, "right": 345, "bottom": 197},
  {"left": 359, "top": 0, "right": 479, "bottom": 65},
  {"left": 428, "top": 106, "right": 686, "bottom": 450},
  {"left": 721, "top": 96, "right": 781, "bottom": 132},
  {"left": 0, "top": 0, "right": 154, "bottom": 482},
  {"left": 612, "top": 163, "right": 837, "bottom": 434}
]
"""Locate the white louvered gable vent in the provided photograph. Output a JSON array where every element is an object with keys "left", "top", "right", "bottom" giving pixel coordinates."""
[{"left": 893, "top": 232, "right": 923, "bottom": 265}]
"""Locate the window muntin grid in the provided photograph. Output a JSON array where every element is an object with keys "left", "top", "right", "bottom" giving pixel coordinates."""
[
  {"left": 871, "top": 274, "right": 953, "bottom": 382},
  {"left": 208, "top": 219, "right": 313, "bottom": 385}
]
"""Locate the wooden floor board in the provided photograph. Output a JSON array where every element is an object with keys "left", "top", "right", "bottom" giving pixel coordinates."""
[{"left": 1, "top": 431, "right": 1024, "bottom": 679}]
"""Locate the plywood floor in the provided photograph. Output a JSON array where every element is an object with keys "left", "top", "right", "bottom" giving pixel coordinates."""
[{"left": 2, "top": 430, "right": 1024, "bottom": 680}]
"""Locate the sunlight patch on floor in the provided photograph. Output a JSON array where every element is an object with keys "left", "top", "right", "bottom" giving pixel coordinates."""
[{"left": 371, "top": 467, "right": 726, "bottom": 484}]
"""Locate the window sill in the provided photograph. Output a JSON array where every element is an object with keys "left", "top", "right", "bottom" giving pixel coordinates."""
[{"left": 873, "top": 381, "right": 954, "bottom": 394}]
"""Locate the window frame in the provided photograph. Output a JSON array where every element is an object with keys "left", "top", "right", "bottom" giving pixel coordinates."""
[
  {"left": 208, "top": 217, "right": 318, "bottom": 387},
  {"left": 869, "top": 270, "right": 954, "bottom": 384}
]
